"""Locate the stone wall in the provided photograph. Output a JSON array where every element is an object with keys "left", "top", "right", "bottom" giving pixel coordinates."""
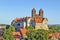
[{"left": 35, "top": 18, "right": 48, "bottom": 30}]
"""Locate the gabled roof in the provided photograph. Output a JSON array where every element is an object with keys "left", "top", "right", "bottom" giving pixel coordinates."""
[
  {"left": 49, "top": 32, "right": 60, "bottom": 38},
  {"left": 35, "top": 18, "right": 43, "bottom": 23},
  {"left": 12, "top": 17, "right": 31, "bottom": 23},
  {"left": 13, "top": 28, "right": 27, "bottom": 36},
  {"left": 20, "top": 28, "right": 27, "bottom": 35},
  {"left": 13, "top": 18, "right": 22, "bottom": 22},
  {"left": 13, "top": 32, "right": 21, "bottom": 36}
]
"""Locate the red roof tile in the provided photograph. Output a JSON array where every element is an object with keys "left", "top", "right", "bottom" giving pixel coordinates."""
[
  {"left": 35, "top": 18, "right": 43, "bottom": 23},
  {"left": 13, "top": 18, "right": 22, "bottom": 22},
  {"left": 20, "top": 28, "right": 27, "bottom": 35},
  {"left": 49, "top": 33, "right": 53, "bottom": 37},
  {"left": 49, "top": 32, "right": 60, "bottom": 38},
  {"left": 13, "top": 32, "right": 21, "bottom": 36}
]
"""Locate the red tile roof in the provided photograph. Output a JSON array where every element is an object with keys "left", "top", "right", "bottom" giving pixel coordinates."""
[
  {"left": 49, "top": 32, "right": 60, "bottom": 38},
  {"left": 13, "top": 17, "right": 32, "bottom": 23},
  {"left": 13, "top": 28, "right": 27, "bottom": 36},
  {"left": 13, "top": 18, "right": 22, "bottom": 22},
  {"left": 20, "top": 28, "right": 27, "bottom": 35},
  {"left": 13, "top": 32, "right": 21, "bottom": 36},
  {"left": 12, "top": 17, "right": 48, "bottom": 23},
  {"left": 35, "top": 18, "right": 43, "bottom": 23}
]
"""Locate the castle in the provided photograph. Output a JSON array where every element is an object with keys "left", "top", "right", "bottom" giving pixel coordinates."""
[
  {"left": 32, "top": 8, "right": 43, "bottom": 18},
  {"left": 11, "top": 8, "right": 48, "bottom": 31}
]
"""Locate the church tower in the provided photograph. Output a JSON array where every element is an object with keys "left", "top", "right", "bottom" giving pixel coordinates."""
[
  {"left": 39, "top": 8, "right": 43, "bottom": 18},
  {"left": 32, "top": 8, "right": 36, "bottom": 18}
]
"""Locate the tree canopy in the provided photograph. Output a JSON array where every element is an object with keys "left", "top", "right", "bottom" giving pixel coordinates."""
[
  {"left": 3, "top": 26, "right": 15, "bottom": 40},
  {"left": 49, "top": 25, "right": 60, "bottom": 32},
  {"left": 24, "top": 26, "right": 49, "bottom": 40}
]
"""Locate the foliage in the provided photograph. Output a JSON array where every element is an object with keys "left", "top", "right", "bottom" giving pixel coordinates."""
[
  {"left": 49, "top": 25, "right": 60, "bottom": 32},
  {"left": 3, "top": 26, "right": 15, "bottom": 40},
  {"left": 24, "top": 26, "right": 49, "bottom": 40},
  {"left": 6, "top": 25, "right": 10, "bottom": 29}
]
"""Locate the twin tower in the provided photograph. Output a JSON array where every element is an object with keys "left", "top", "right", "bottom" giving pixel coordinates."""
[{"left": 32, "top": 8, "right": 43, "bottom": 18}]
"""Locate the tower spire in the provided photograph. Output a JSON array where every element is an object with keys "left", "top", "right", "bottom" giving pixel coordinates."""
[
  {"left": 39, "top": 8, "right": 43, "bottom": 18},
  {"left": 32, "top": 8, "right": 36, "bottom": 18}
]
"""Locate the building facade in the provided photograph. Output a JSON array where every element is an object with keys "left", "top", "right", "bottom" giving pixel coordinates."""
[{"left": 11, "top": 8, "right": 49, "bottom": 31}]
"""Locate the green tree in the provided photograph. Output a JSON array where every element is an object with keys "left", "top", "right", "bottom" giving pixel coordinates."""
[
  {"left": 3, "top": 26, "right": 15, "bottom": 40},
  {"left": 49, "top": 25, "right": 60, "bottom": 32},
  {"left": 25, "top": 26, "right": 49, "bottom": 40},
  {"left": 8, "top": 26, "right": 15, "bottom": 33},
  {"left": 35, "top": 29, "right": 49, "bottom": 40}
]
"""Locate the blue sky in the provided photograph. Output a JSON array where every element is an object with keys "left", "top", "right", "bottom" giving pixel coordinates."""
[{"left": 0, "top": 0, "right": 60, "bottom": 25}]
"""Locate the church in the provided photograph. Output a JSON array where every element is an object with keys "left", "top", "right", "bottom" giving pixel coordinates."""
[{"left": 11, "top": 8, "right": 49, "bottom": 31}]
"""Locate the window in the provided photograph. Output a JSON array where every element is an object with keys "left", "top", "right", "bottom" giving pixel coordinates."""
[{"left": 17, "top": 24, "right": 20, "bottom": 26}]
